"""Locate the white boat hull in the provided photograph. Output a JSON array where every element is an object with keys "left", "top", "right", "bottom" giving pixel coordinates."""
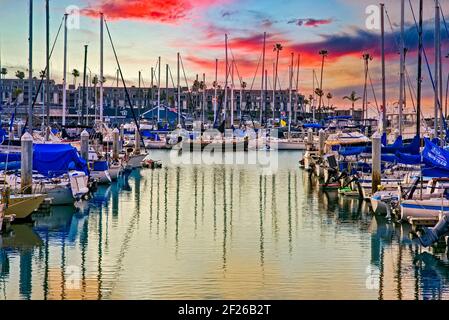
[{"left": 401, "top": 199, "right": 449, "bottom": 220}]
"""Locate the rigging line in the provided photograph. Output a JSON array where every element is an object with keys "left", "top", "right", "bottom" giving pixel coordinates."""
[
  {"left": 248, "top": 53, "right": 261, "bottom": 91},
  {"left": 179, "top": 54, "right": 194, "bottom": 110},
  {"left": 104, "top": 19, "right": 146, "bottom": 151},
  {"left": 406, "top": 66, "right": 429, "bottom": 131},
  {"left": 22, "top": 15, "right": 64, "bottom": 133},
  {"left": 168, "top": 65, "right": 176, "bottom": 88},
  {"left": 409, "top": 0, "right": 448, "bottom": 136},
  {"left": 367, "top": 69, "right": 380, "bottom": 113},
  {"left": 439, "top": 5, "right": 449, "bottom": 40}
]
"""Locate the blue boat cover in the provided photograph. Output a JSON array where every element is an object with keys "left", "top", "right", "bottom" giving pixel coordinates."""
[
  {"left": 395, "top": 152, "right": 421, "bottom": 165},
  {"left": 0, "top": 144, "right": 89, "bottom": 176},
  {"left": 303, "top": 123, "right": 323, "bottom": 129},
  {"left": 423, "top": 138, "right": 449, "bottom": 170},
  {"left": 33, "top": 144, "right": 89, "bottom": 177},
  {"left": 93, "top": 160, "right": 109, "bottom": 171},
  {"left": 339, "top": 147, "right": 365, "bottom": 157}
]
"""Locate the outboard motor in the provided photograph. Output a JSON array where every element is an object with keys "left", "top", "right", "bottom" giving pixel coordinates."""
[{"left": 418, "top": 215, "right": 449, "bottom": 247}]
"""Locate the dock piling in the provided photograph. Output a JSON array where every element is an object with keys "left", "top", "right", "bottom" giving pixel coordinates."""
[
  {"left": 112, "top": 128, "right": 120, "bottom": 160},
  {"left": 21, "top": 132, "right": 33, "bottom": 194},
  {"left": 371, "top": 131, "right": 381, "bottom": 194},
  {"left": 81, "top": 130, "right": 89, "bottom": 162},
  {"left": 319, "top": 129, "right": 325, "bottom": 156},
  {"left": 135, "top": 128, "right": 141, "bottom": 155}
]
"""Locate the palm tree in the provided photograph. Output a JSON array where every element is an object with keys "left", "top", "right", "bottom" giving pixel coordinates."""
[
  {"left": 318, "top": 50, "right": 328, "bottom": 110},
  {"left": 273, "top": 43, "right": 283, "bottom": 118},
  {"left": 343, "top": 91, "right": 361, "bottom": 115},
  {"left": 72, "top": 69, "right": 80, "bottom": 87},
  {"left": 326, "top": 92, "right": 333, "bottom": 108},
  {"left": 1, "top": 68, "right": 7, "bottom": 79},
  {"left": 15, "top": 70, "right": 25, "bottom": 80},
  {"left": 314, "top": 88, "right": 324, "bottom": 111}
]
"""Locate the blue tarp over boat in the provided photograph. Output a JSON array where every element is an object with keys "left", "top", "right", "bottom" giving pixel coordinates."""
[
  {"left": 423, "top": 138, "right": 449, "bottom": 170},
  {"left": 0, "top": 144, "right": 88, "bottom": 177},
  {"left": 33, "top": 144, "right": 89, "bottom": 177}
]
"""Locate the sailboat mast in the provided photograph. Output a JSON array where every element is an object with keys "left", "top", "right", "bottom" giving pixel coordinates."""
[
  {"left": 45, "top": 0, "right": 50, "bottom": 131},
  {"left": 224, "top": 34, "right": 228, "bottom": 125},
  {"left": 289, "top": 52, "right": 293, "bottom": 134},
  {"left": 62, "top": 13, "right": 68, "bottom": 126},
  {"left": 312, "top": 69, "right": 316, "bottom": 122},
  {"left": 416, "top": 0, "right": 423, "bottom": 138},
  {"left": 380, "top": 3, "right": 387, "bottom": 134},
  {"left": 203, "top": 73, "right": 206, "bottom": 124},
  {"left": 157, "top": 56, "right": 161, "bottom": 123},
  {"left": 214, "top": 58, "right": 218, "bottom": 124},
  {"left": 231, "top": 60, "right": 234, "bottom": 126},
  {"left": 272, "top": 62, "right": 275, "bottom": 121},
  {"left": 260, "top": 32, "right": 266, "bottom": 125},
  {"left": 28, "top": 0, "right": 33, "bottom": 132},
  {"left": 295, "top": 53, "right": 300, "bottom": 120},
  {"left": 435, "top": 0, "right": 440, "bottom": 135},
  {"left": 177, "top": 52, "right": 181, "bottom": 126},
  {"left": 100, "top": 13, "right": 104, "bottom": 123},
  {"left": 399, "top": 0, "right": 405, "bottom": 136},
  {"left": 81, "top": 44, "right": 88, "bottom": 126}
]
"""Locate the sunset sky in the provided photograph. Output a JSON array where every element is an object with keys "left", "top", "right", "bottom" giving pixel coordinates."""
[{"left": 0, "top": 0, "right": 448, "bottom": 115}]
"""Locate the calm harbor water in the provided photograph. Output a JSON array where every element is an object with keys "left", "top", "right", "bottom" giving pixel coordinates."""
[{"left": 0, "top": 151, "right": 448, "bottom": 300}]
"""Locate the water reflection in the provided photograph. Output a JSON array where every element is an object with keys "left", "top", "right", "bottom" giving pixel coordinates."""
[{"left": 1, "top": 152, "right": 449, "bottom": 299}]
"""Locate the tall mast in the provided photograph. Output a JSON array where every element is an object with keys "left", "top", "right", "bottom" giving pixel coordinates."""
[
  {"left": 28, "top": 0, "right": 33, "bottom": 132},
  {"left": 62, "top": 14, "right": 68, "bottom": 126},
  {"left": 264, "top": 69, "right": 268, "bottom": 124},
  {"left": 177, "top": 53, "right": 181, "bottom": 126},
  {"left": 214, "top": 58, "right": 218, "bottom": 125},
  {"left": 289, "top": 52, "right": 294, "bottom": 135},
  {"left": 99, "top": 13, "right": 104, "bottom": 123},
  {"left": 438, "top": 0, "right": 444, "bottom": 141},
  {"left": 81, "top": 45, "right": 88, "bottom": 126},
  {"left": 260, "top": 32, "right": 266, "bottom": 125},
  {"left": 231, "top": 60, "right": 234, "bottom": 126},
  {"left": 381, "top": 3, "right": 387, "bottom": 134},
  {"left": 157, "top": 56, "right": 161, "bottom": 122},
  {"left": 272, "top": 62, "right": 275, "bottom": 121},
  {"left": 202, "top": 73, "right": 206, "bottom": 123},
  {"left": 224, "top": 34, "right": 228, "bottom": 126},
  {"left": 138, "top": 70, "right": 141, "bottom": 119},
  {"left": 435, "top": 0, "right": 440, "bottom": 135},
  {"left": 151, "top": 67, "right": 154, "bottom": 103},
  {"left": 416, "top": 0, "right": 423, "bottom": 138},
  {"left": 166, "top": 64, "right": 169, "bottom": 123},
  {"left": 45, "top": 0, "right": 50, "bottom": 131},
  {"left": 312, "top": 69, "right": 316, "bottom": 122},
  {"left": 399, "top": 0, "right": 405, "bottom": 136},
  {"left": 295, "top": 53, "right": 300, "bottom": 120}
]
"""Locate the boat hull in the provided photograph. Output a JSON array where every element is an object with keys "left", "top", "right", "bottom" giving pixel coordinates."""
[
  {"left": 401, "top": 199, "right": 449, "bottom": 220},
  {"left": 6, "top": 194, "right": 46, "bottom": 219}
]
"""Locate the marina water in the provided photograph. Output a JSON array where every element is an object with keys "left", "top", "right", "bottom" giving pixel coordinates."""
[{"left": 0, "top": 151, "right": 447, "bottom": 300}]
